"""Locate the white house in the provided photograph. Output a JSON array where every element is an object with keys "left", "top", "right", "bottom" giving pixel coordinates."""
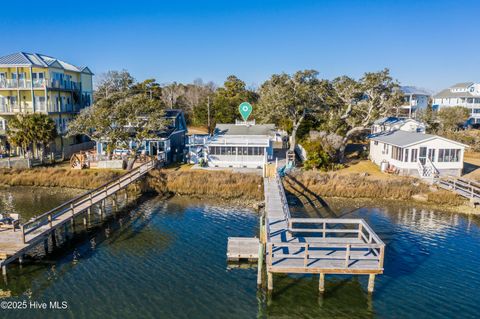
[
  {"left": 369, "top": 130, "right": 468, "bottom": 178},
  {"left": 433, "top": 82, "right": 480, "bottom": 124},
  {"left": 371, "top": 117, "right": 426, "bottom": 135},
  {"left": 399, "top": 86, "right": 431, "bottom": 118},
  {"left": 206, "top": 122, "right": 275, "bottom": 168}
]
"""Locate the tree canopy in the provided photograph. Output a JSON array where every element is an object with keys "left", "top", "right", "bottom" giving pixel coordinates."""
[
  {"left": 257, "top": 70, "right": 336, "bottom": 151},
  {"left": 69, "top": 82, "right": 166, "bottom": 156},
  {"left": 437, "top": 106, "right": 470, "bottom": 132}
]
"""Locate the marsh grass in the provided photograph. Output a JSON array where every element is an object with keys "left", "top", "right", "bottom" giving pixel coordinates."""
[
  {"left": 286, "top": 170, "right": 466, "bottom": 205},
  {"left": 147, "top": 170, "right": 263, "bottom": 200},
  {"left": 0, "top": 168, "right": 123, "bottom": 189}
]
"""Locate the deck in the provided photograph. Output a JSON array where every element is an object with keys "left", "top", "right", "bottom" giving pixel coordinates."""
[
  {"left": 262, "top": 173, "right": 385, "bottom": 292},
  {"left": 0, "top": 160, "right": 156, "bottom": 272}
]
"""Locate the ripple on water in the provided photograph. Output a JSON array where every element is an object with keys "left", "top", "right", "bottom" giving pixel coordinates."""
[{"left": 1, "top": 195, "right": 480, "bottom": 319}]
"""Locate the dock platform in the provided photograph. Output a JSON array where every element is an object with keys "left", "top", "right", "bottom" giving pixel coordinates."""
[
  {"left": 227, "top": 237, "right": 259, "bottom": 261},
  {"left": 261, "top": 173, "right": 385, "bottom": 293}
]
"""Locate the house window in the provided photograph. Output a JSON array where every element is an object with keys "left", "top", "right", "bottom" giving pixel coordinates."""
[
  {"left": 392, "top": 146, "right": 404, "bottom": 161},
  {"left": 411, "top": 149, "right": 418, "bottom": 162},
  {"left": 404, "top": 149, "right": 409, "bottom": 162},
  {"left": 438, "top": 149, "right": 460, "bottom": 162},
  {"left": 428, "top": 149, "right": 436, "bottom": 162},
  {"left": 374, "top": 141, "right": 378, "bottom": 145}
]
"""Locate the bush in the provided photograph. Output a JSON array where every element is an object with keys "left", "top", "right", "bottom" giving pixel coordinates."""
[{"left": 302, "top": 139, "right": 333, "bottom": 170}]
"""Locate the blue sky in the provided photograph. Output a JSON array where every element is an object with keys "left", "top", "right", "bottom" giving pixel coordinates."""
[{"left": 1, "top": 0, "right": 478, "bottom": 92}]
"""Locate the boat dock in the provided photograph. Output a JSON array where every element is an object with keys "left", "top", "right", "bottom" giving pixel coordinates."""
[
  {"left": 0, "top": 160, "right": 156, "bottom": 274},
  {"left": 260, "top": 173, "right": 385, "bottom": 293}
]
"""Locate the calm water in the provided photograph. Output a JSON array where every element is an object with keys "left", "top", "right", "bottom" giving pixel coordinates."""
[{"left": 0, "top": 188, "right": 479, "bottom": 318}]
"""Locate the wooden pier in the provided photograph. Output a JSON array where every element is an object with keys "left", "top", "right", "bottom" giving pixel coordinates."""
[
  {"left": 437, "top": 176, "right": 480, "bottom": 205},
  {"left": 261, "top": 173, "right": 385, "bottom": 293},
  {"left": 0, "top": 160, "right": 156, "bottom": 275}
]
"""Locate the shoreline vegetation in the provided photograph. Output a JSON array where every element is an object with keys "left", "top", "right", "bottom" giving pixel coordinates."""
[{"left": 0, "top": 165, "right": 475, "bottom": 213}]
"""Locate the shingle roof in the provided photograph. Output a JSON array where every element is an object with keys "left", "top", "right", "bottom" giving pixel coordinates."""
[
  {"left": 370, "top": 130, "right": 467, "bottom": 148},
  {"left": 433, "top": 82, "right": 478, "bottom": 98},
  {"left": 451, "top": 82, "right": 474, "bottom": 89},
  {"left": 214, "top": 124, "right": 276, "bottom": 136},
  {"left": 433, "top": 88, "right": 475, "bottom": 99},
  {"left": 0, "top": 52, "right": 92, "bottom": 74}
]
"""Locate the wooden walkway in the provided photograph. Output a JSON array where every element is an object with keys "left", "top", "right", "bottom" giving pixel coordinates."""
[
  {"left": 261, "top": 173, "right": 385, "bottom": 293},
  {"left": 0, "top": 160, "right": 156, "bottom": 273},
  {"left": 437, "top": 176, "right": 480, "bottom": 204}
]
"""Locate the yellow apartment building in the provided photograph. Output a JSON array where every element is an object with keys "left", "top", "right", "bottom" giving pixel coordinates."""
[{"left": 0, "top": 52, "right": 93, "bottom": 154}]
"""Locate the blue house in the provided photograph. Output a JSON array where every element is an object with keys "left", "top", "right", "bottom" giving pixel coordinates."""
[{"left": 96, "top": 109, "right": 187, "bottom": 164}]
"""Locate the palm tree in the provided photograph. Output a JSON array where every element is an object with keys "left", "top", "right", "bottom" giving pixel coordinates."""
[{"left": 7, "top": 114, "right": 57, "bottom": 159}]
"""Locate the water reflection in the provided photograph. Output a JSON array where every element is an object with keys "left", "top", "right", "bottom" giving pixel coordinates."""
[
  {"left": 262, "top": 275, "right": 374, "bottom": 318},
  {"left": 0, "top": 189, "right": 479, "bottom": 318}
]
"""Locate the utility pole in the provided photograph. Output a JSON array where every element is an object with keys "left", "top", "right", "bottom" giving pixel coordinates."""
[{"left": 207, "top": 96, "right": 211, "bottom": 134}]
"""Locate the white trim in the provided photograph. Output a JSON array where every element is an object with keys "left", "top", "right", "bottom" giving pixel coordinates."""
[{"left": 370, "top": 135, "right": 469, "bottom": 148}]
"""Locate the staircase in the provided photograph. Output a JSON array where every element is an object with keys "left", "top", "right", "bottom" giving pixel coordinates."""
[{"left": 417, "top": 158, "right": 438, "bottom": 179}]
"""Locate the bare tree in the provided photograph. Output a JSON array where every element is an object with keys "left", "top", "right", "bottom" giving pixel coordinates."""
[
  {"left": 161, "top": 82, "right": 185, "bottom": 109},
  {"left": 94, "top": 70, "right": 134, "bottom": 100}
]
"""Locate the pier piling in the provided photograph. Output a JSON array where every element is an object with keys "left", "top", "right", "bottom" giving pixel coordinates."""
[
  {"left": 368, "top": 274, "right": 376, "bottom": 293},
  {"left": 319, "top": 273, "right": 325, "bottom": 293},
  {"left": 267, "top": 272, "right": 273, "bottom": 290},
  {"left": 0, "top": 160, "right": 156, "bottom": 275}
]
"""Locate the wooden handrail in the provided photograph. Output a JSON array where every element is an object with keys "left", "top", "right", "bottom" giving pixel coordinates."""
[
  {"left": 21, "top": 160, "right": 155, "bottom": 235},
  {"left": 266, "top": 241, "right": 384, "bottom": 249}
]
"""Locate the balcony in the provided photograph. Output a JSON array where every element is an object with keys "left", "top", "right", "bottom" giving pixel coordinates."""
[
  {"left": 48, "top": 80, "right": 81, "bottom": 91},
  {"left": 0, "top": 79, "right": 80, "bottom": 91},
  {"left": 0, "top": 79, "right": 47, "bottom": 89}
]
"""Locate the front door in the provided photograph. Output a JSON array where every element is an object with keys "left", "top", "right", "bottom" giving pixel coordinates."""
[{"left": 419, "top": 147, "right": 427, "bottom": 165}]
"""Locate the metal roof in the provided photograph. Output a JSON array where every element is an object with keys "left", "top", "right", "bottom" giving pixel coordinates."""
[
  {"left": 400, "top": 86, "right": 432, "bottom": 96},
  {"left": 214, "top": 124, "right": 276, "bottom": 136},
  {"left": 373, "top": 117, "right": 401, "bottom": 125},
  {"left": 370, "top": 130, "right": 467, "bottom": 148},
  {"left": 0, "top": 52, "right": 92, "bottom": 74}
]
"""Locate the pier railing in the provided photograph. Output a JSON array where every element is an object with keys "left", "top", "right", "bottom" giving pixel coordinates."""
[
  {"left": 20, "top": 160, "right": 156, "bottom": 243},
  {"left": 274, "top": 173, "right": 291, "bottom": 220},
  {"left": 437, "top": 176, "right": 480, "bottom": 201}
]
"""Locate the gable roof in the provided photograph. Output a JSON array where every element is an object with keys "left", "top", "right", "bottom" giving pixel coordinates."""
[
  {"left": 214, "top": 124, "right": 276, "bottom": 136},
  {"left": 370, "top": 130, "right": 468, "bottom": 148},
  {"left": 433, "top": 82, "right": 477, "bottom": 98},
  {"left": 451, "top": 82, "right": 474, "bottom": 89},
  {"left": 433, "top": 88, "right": 475, "bottom": 99},
  {"left": 0, "top": 52, "right": 93, "bottom": 74}
]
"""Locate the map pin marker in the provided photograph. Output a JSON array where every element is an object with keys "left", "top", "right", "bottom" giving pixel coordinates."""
[{"left": 239, "top": 102, "right": 253, "bottom": 121}]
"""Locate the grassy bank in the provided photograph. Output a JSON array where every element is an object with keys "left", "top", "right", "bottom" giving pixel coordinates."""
[
  {"left": 0, "top": 164, "right": 467, "bottom": 208},
  {"left": 0, "top": 168, "right": 123, "bottom": 189},
  {"left": 286, "top": 170, "right": 466, "bottom": 206},
  {"left": 146, "top": 169, "right": 264, "bottom": 201}
]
